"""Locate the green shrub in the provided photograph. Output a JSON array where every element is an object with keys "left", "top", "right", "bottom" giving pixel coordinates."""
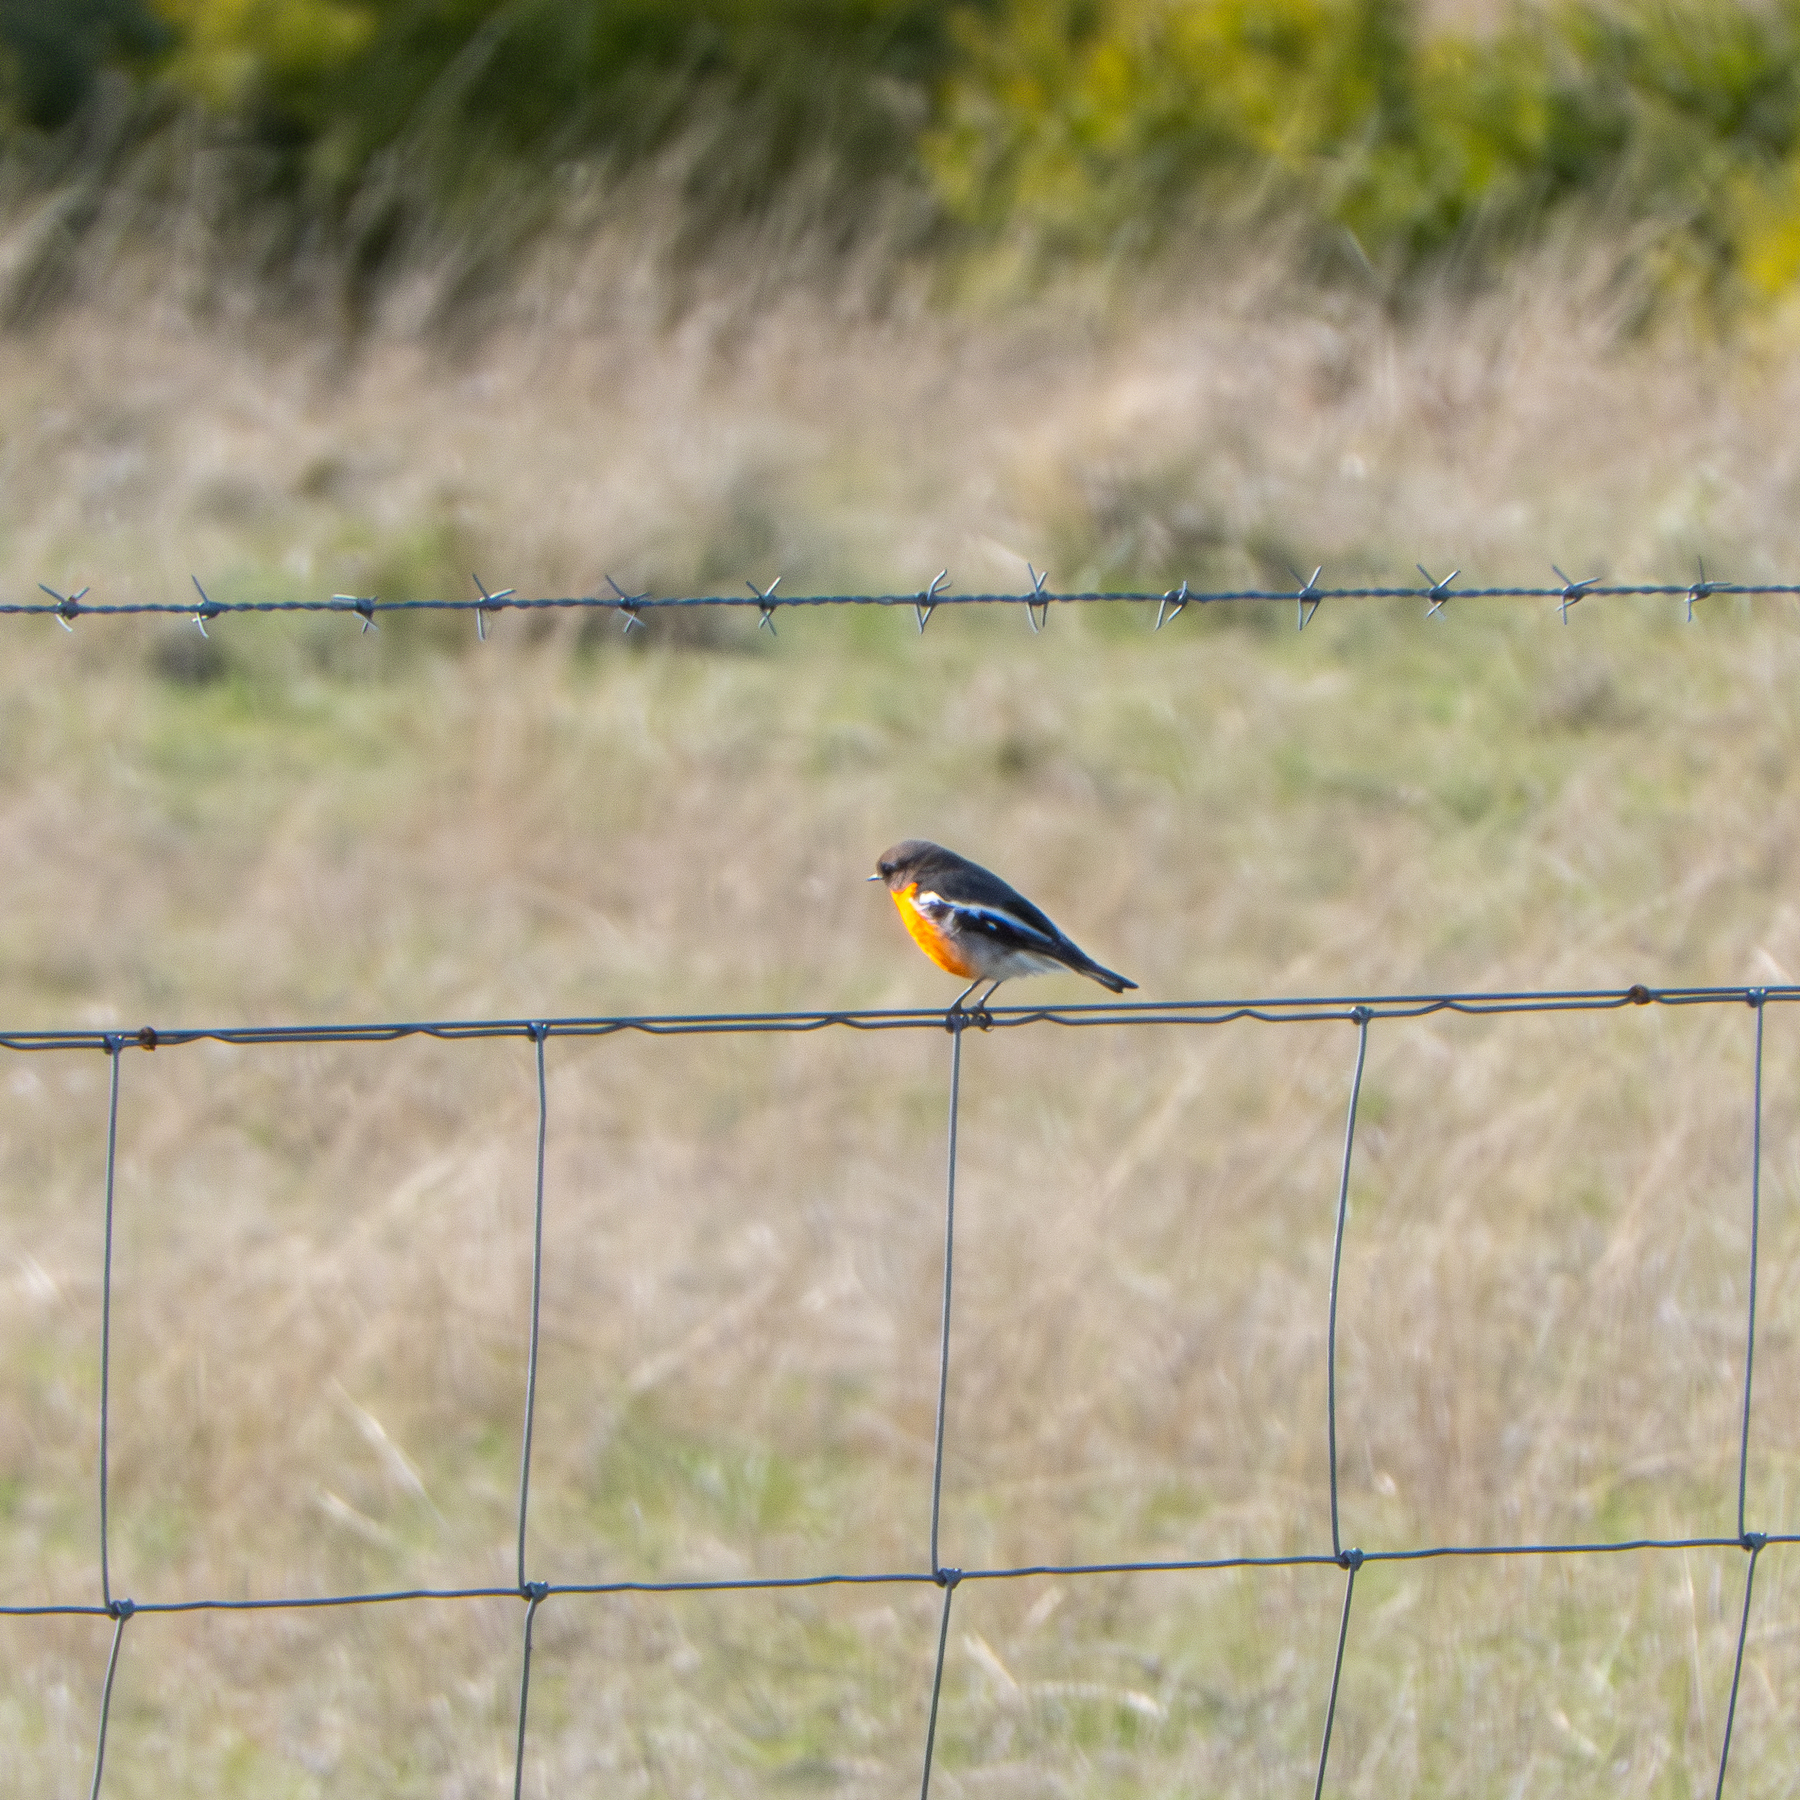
[
  {"left": 925, "top": 0, "right": 1800, "bottom": 298},
  {"left": 15, "top": 0, "right": 1800, "bottom": 311},
  {"left": 149, "top": 0, "right": 966, "bottom": 213}
]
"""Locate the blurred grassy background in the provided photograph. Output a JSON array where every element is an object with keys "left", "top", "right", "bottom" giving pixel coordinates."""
[
  {"left": 3, "top": 1, "right": 1800, "bottom": 1796},
  {"left": 5, "top": 604, "right": 1800, "bottom": 1795},
  {"left": 14, "top": 0, "right": 1800, "bottom": 316}
]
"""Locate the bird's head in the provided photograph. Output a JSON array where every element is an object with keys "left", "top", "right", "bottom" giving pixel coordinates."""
[{"left": 871, "top": 840, "right": 940, "bottom": 891}]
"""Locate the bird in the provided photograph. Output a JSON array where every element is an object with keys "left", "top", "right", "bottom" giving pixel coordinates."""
[{"left": 871, "top": 838, "right": 1137, "bottom": 1011}]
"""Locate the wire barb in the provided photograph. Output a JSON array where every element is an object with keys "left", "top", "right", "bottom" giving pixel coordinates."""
[
  {"left": 334, "top": 595, "right": 379, "bottom": 633},
  {"left": 40, "top": 583, "right": 89, "bottom": 631},
  {"left": 472, "top": 574, "right": 517, "bottom": 642},
  {"left": 1419, "top": 564, "right": 1460, "bottom": 618},
  {"left": 748, "top": 575, "right": 782, "bottom": 635},
  {"left": 605, "top": 574, "right": 646, "bottom": 634},
  {"left": 1296, "top": 566, "right": 1325, "bottom": 631},
  {"left": 189, "top": 576, "right": 223, "bottom": 637},
  {"left": 1155, "top": 580, "right": 1189, "bottom": 631},
  {"left": 1552, "top": 564, "right": 1598, "bottom": 624},
  {"left": 1687, "top": 558, "right": 1716, "bottom": 624},
  {"left": 1025, "top": 563, "right": 1050, "bottom": 632},
  {"left": 915, "top": 569, "right": 949, "bottom": 634}
]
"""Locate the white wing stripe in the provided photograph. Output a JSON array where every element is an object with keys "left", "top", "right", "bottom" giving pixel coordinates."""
[{"left": 915, "top": 889, "right": 1060, "bottom": 949}]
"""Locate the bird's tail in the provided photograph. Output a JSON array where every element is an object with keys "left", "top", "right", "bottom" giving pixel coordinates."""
[{"left": 1061, "top": 947, "right": 1137, "bottom": 993}]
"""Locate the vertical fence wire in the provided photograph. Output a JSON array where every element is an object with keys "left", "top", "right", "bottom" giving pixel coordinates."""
[
  {"left": 512, "top": 1586, "right": 548, "bottom": 1800},
  {"left": 97, "top": 1039, "right": 123, "bottom": 1614},
  {"left": 918, "top": 1575, "right": 960, "bottom": 1800},
  {"left": 919, "top": 1020, "right": 968, "bottom": 1800},
  {"left": 1713, "top": 1538, "right": 1765, "bottom": 1800},
  {"left": 515, "top": 1024, "right": 551, "bottom": 1594},
  {"left": 510, "top": 1026, "right": 552, "bottom": 1799},
  {"left": 1325, "top": 1009, "right": 1371, "bottom": 1559},
  {"left": 1313, "top": 1009, "right": 1371, "bottom": 1799},
  {"left": 1737, "top": 995, "right": 1765, "bottom": 1544},
  {"left": 928, "top": 1019, "right": 966, "bottom": 1579},
  {"left": 1712, "top": 993, "right": 1772, "bottom": 1800},
  {"left": 86, "top": 1606, "right": 129, "bottom": 1800},
  {"left": 1312, "top": 1553, "right": 1361, "bottom": 1800}
]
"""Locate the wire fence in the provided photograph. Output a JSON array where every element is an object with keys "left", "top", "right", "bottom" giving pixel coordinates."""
[
  {"left": 9, "top": 561, "right": 1798, "bottom": 638},
  {"left": 2, "top": 983, "right": 1795, "bottom": 1796}
]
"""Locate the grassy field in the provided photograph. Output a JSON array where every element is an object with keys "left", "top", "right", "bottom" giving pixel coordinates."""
[{"left": 3, "top": 245, "right": 1800, "bottom": 1794}]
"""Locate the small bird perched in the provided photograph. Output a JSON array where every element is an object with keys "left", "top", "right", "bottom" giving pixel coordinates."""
[{"left": 871, "top": 838, "right": 1137, "bottom": 1010}]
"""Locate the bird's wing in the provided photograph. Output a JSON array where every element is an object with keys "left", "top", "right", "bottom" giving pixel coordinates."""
[
  {"left": 922, "top": 860, "right": 1069, "bottom": 939},
  {"left": 914, "top": 887, "right": 1067, "bottom": 958}
]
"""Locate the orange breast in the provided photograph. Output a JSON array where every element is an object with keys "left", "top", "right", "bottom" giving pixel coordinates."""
[{"left": 892, "top": 884, "right": 978, "bottom": 978}]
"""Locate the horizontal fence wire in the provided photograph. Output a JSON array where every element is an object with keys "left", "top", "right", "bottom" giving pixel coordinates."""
[
  {"left": 1, "top": 983, "right": 1794, "bottom": 1797},
  {"left": 0, "top": 980, "right": 1792, "bottom": 1055},
  {"left": 10, "top": 564, "right": 1800, "bottom": 636}
]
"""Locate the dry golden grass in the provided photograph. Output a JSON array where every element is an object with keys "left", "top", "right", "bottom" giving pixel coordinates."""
[{"left": 3, "top": 238, "right": 1800, "bottom": 1795}]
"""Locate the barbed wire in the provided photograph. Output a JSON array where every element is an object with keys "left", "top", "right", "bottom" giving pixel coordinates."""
[
  {"left": 2, "top": 983, "right": 1792, "bottom": 1797},
  {"left": 8, "top": 559, "right": 1797, "bottom": 639}
]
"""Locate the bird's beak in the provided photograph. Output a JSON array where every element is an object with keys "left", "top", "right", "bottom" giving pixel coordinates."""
[{"left": 866, "top": 873, "right": 882, "bottom": 882}]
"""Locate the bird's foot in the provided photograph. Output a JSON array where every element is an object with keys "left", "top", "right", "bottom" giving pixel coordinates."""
[{"left": 944, "top": 999, "right": 995, "bottom": 1032}]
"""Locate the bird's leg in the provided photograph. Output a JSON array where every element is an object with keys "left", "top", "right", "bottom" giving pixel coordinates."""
[
  {"left": 948, "top": 976, "right": 983, "bottom": 1014},
  {"left": 972, "top": 978, "right": 1005, "bottom": 1026}
]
